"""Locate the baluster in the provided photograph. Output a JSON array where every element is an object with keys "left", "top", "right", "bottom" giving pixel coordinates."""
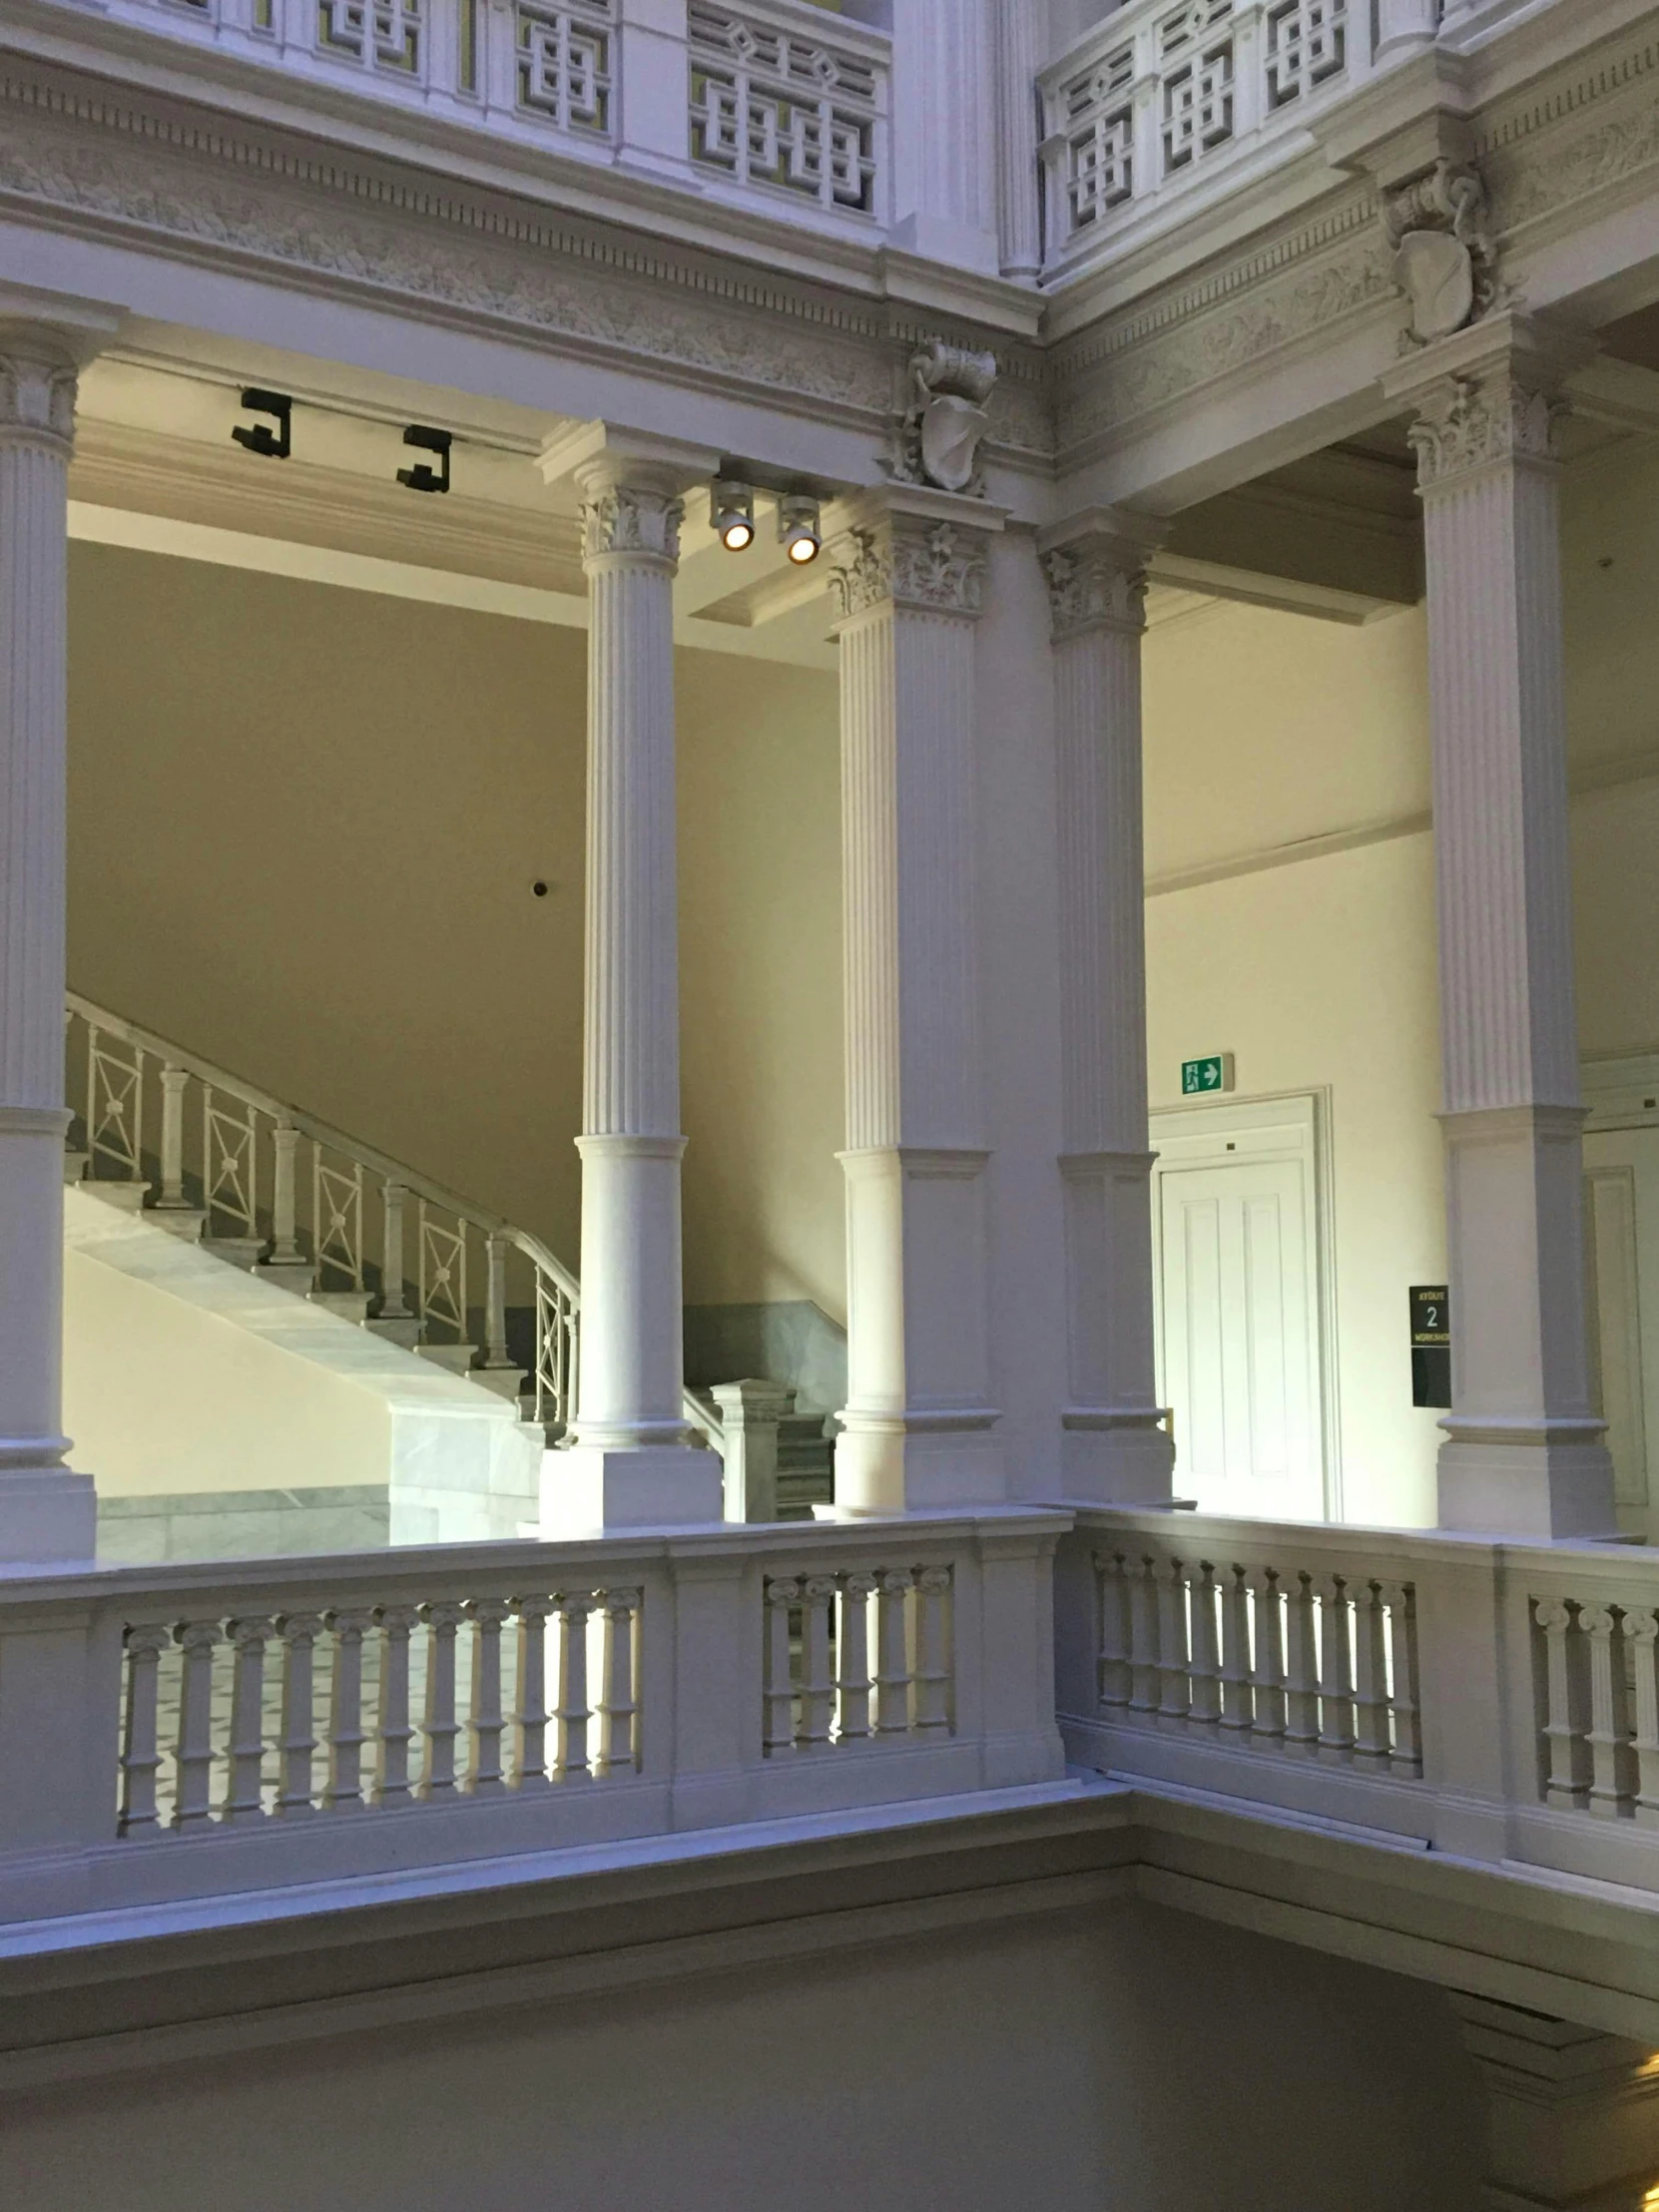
[
  {"left": 912, "top": 1566, "right": 952, "bottom": 1735},
  {"left": 223, "top": 1616, "right": 274, "bottom": 1823},
  {"left": 1187, "top": 1561, "right": 1222, "bottom": 1729},
  {"left": 1218, "top": 1564, "right": 1253, "bottom": 1734},
  {"left": 483, "top": 1230, "right": 513, "bottom": 1369},
  {"left": 1380, "top": 1581, "right": 1421, "bottom": 1776},
  {"left": 172, "top": 1621, "right": 223, "bottom": 1829},
  {"left": 380, "top": 1181, "right": 410, "bottom": 1317},
  {"left": 270, "top": 1119, "right": 301, "bottom": 1264},
  {"left": 764, "top": 1576, "right": 801, "bottom": 1756},
  {"left": 1580, "top": 1603, "right": 1634, "bottom": 1820},
  {"left": 1624, "top": 1608, "right": 1659, "bottom": 1827},
  {"left": 511, "top": 1597, "right": 551, "bottom": 1789},
  {"left": 799, "top": 1576, "right": 837, "bottom": 1751},
  {"left": 275, "top": 1612, "right": 323, "bottom": 1816},
  {"left": 1127, "top": 1555, "right": 1161, "bottom": 1718},
  {"left": 323, "top": 1609, "right": 374, "bottom": 1811},
  {"left": 874, "top": 1570, "right": 914, "bottom": 1737},
  {"left": 119, "top": 1624, "right": 173, "bottom": 1836},
  {"left": 555, "top": 1592, "right": 593, "bottom": 1780},
  {"left": 1352, "top": 1580, "right": 1391, "bottom": 1765},
  {"left": 157, "top": 1064, "right": 191, "bottom": 1209},
  {"left": 1248, "top": 1568, "right": 1287, "bottom": 1747},
  {"left": 465, "top": 1598, "right": 512, "bottom": 1795},
  {"left": 595, "top": 1588, "right": 642, "bottom": 1778},
  {"left": 1284, "top": 1572, "right": 1321, "bottom": 1756},
  {"left": 1534, "top": 1598, "right": 1589, "bottom": 1809},
  {"left": 1095, "top": 1551, "right": 1132, "bottom": 1710},
  {"left": 1317, "top": 1574, "right": 1357, "bottom": 1759},
  {"left": 835, "top": 1572, "right": 875, "bottom": 1744},
  {"left": 372, "top": 1605, "right": 418, "bottom": 1808},
  {"left": 417, "top": 1601, "right": 465, "bottom": 1799},
  {"left": 1154, "top": 1557, "right": 1190, "bottom": 1724}
]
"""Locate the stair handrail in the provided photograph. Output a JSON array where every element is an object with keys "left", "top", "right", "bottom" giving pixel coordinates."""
[{"left": 66, "top": 990, "right": 580, "bottom": 1300}]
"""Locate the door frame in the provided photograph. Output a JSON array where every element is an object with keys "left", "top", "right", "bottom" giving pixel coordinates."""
[{"left": 1148, "top": 1087, "right": 1343, "bottom": 1522}]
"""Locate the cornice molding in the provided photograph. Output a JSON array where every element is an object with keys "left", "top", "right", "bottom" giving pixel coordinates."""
[
  {"left": 0, "top": 7, "right": 1656, "bottom": 500},
  {"left": 0, "top": 60, "right": 1055, "bottom": 467}
]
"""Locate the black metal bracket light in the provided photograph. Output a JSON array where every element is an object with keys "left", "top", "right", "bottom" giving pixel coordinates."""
[
  {"left": 397, "top": 424, "right": 452, "bottom": 495},
  {"left": 231, "top": 387, "right": 292, "bottom": 460}
]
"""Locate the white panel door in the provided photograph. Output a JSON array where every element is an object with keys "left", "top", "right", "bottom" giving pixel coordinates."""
[{"left": 1152, "top": 1094, "right": 1328, "bottom": 1522}]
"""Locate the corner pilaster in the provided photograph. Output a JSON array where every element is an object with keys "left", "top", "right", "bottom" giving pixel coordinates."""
[
  {"left": 829, "top": 486, "right": 1006, "bottom": 1516},
  {"left": 1037, "top": 511, "right": 1175, "bottom": 1508},
  {"left": 1383, "top": 316, "right": 1615, "bottom": 1540}
]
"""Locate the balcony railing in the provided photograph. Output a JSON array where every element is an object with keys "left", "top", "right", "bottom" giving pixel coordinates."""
[
  {"left": 1059, "top": 1506, "right": 1659, "bottom": 1900},
  {"left": 1039, "top": 0, "right": 1379, "bottom": 276},
  {"left": 0, "top": 1511, "right": 1066, "bottom": 1923},
  {"left": 31, "top": 0, "right": 890, "bottom": 235}
]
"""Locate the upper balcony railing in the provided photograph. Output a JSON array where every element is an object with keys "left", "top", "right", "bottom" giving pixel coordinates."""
[
  {"left": 47, "top": 0, "right": 891, "bottom": 237},
  {"left": 1039, "top": 0, "right": 1382, "bottom": 278}
]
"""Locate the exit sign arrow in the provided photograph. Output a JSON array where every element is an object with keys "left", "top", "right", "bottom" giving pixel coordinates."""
[{"left": 1181, "top": 1054, "right": 1235, "bottom": 1097}]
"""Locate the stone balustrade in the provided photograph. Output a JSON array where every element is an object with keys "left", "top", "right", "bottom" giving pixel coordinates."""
[
  {"left": 0, "top": 1509, "right": 1066, "bottom": 1923},
  {"left": 1060, "top": 1506, "right": 1659, "bottom": 1895}
]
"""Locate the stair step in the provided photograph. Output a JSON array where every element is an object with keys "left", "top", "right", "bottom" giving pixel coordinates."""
[
  {"left": 364, "top": 1314, "right": 422, "bottom": 1351},
  {"left": 470, "top": 1364, "right": 528, "bottom": 1403},
  {"left": 83, "top": 1177, "right": 153, "bottom": 1214},
  {"left": 62, "top": 1149, "right": 88, "bottom": 1187},
  {"left": 310, "top": 1289, "right": 370, "bottom": 1325},
  {"left": 201, "top": 1236, "right": 267, "bottom": 1273},
  {"left": 417, "top": 1342, "right": 478, "bottom": 1379},
  {"left": 148, "top": 1203, "right": 207, "bottom": 1243},
  {"left": 256, "top": 1259, "right": 316, "bottom": 1299}
]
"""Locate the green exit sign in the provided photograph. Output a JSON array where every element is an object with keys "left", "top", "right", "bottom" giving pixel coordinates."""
[{"left": 1181, "top": 1053, "right": 1235, "bottom": 1096}]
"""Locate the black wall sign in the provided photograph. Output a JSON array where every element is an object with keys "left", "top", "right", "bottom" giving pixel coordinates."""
[{"left": 1410, "top": 1285, "right": 1451, "bottom": 1409}]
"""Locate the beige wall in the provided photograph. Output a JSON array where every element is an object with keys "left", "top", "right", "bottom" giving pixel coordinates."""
[
  {"left": 67, "top": 543, "right": 844, "bottom": 1322},
  {"left": 679, "top": 652, "right": 845, "bottom": 1318}
]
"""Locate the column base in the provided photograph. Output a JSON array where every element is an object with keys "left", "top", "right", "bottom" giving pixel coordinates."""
[
  {"left": 0, "top": 1464, "right": 96, "bottom": 1562},
  {"left": 1437, "top": 1428, "right": 1620, "bottom": 1540},
  {"left": 1057, "top": 1411, "right": 1177, "bottom": 1508},
  {"left": 541, "top": 1443, "right": 725, "bottom": 1536},
  {"left": 833, "top": 1415, "right": 1005, "bottom": 1517}
]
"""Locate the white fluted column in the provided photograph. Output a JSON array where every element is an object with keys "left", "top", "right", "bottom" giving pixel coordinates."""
[
  {"left": 1386, "top": 317, "right": 1615, "bottom": 1539},
  {"left": 830, "top": 490, "right": 1005, "bottom": 1516},
  {"left": 992, "top": 0, "right": 1044, "bottom": 281},
  {"left": 1037, "top": 513, "right": 1175, "bottom": 1507},
  {"left": 0, "top": 298, "right": 115, "bottom": 1561},
  {"left": 890, "top": 0, "right": 1000, "bottom": 275},
  {"left": 537, "top": 423, "right": 723, "bottom": 1533}
]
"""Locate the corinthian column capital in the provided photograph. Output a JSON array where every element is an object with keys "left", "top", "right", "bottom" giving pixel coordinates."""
[
  {"left": 1036, "top": 509, "right": 1167, "bottom": 645},
  {"left": 827, "top": 486, "right": 1005, "bottom": 626},
  {"left": 0, "top": 287, "right": 123, "bottom": 461},
  {"left": 537, "top": 419, "right": 721, "bottom": 575},
  {"left": 1382, "top": 311, "right": 1595, "bottom": 496}
]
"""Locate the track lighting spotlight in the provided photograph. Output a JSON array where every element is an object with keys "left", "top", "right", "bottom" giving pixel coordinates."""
[
  {"left": 712, "top": 479, "right": 756, "bottom": 553},
  {"left": 779, "top": 493, "right": 822, "bottom": 566}
]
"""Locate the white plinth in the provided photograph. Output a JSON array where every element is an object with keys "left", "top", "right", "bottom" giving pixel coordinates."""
[
  {"left": 541, "top": 1444, "right": 725, "bottom": 1535},
  {"left": 0, "top": 1467, "right": 96, "bottom": 1562}
]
